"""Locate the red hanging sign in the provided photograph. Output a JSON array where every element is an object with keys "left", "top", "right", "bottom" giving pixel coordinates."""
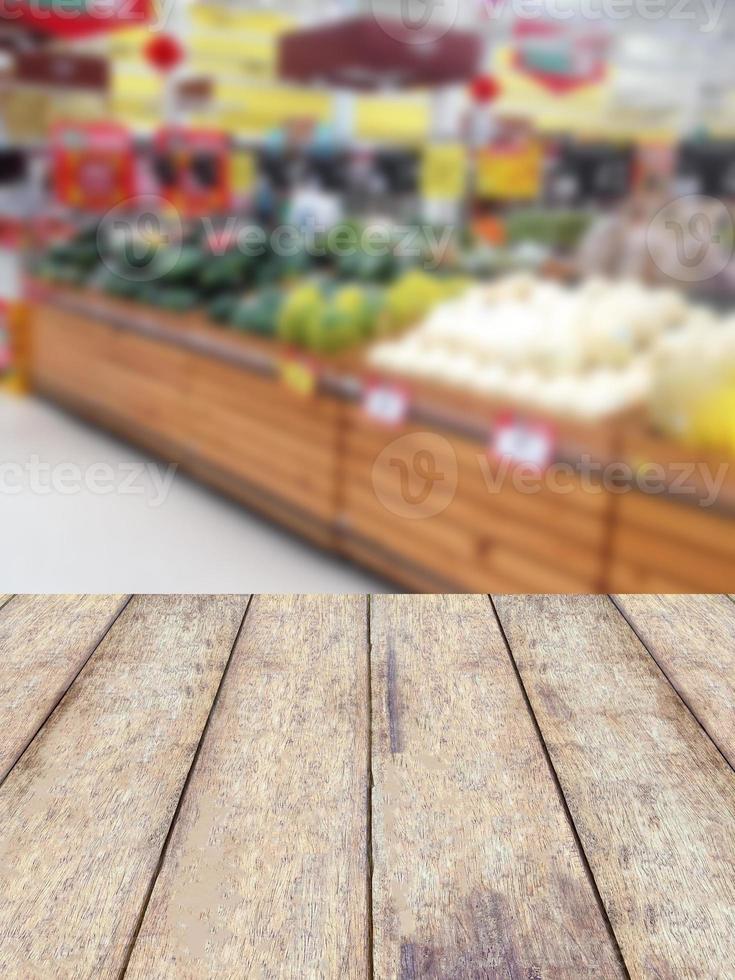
[{"left": 52, "top": 122, "right": 135, "bottom": 211}]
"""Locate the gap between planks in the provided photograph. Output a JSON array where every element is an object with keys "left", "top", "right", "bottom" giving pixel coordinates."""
[
  {"left": 493, "top": 594, "right": 735, "bottom": 979},
  {"left": 609, "top": 594, "right": 735, "bottom": 778},
  {"left": 366, "top": 594, "right": 375, "bottom": 980},
  {"left": 0, "top": 594, "right": 133, "bottom": 791},
  {"left": 118, "top": 596, "right": 254, "bottom": 980},
  {"left": 487, "top": 595, "right": 631, "bottom": 980}
]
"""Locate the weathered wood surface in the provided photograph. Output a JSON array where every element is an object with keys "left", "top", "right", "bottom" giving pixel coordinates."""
[
  {"left": 125, "top": 594, "right": 371, "bottom": 980},
  {"left": 370, "top": 594, "right": 625, "bottom": 979},
  {"left": 2, "top": 593, "right": 734, "bottom": 979},
  {"left": 0, "top": 594, "right": 13, "bottom": 609},
  {"left": 0, "top": 594, "right": 129, "bottom": 783},
  {"left": 613, "top": 593, "right": 735, "bottom": 771},
  {"left": 493, "top": 594, "right": 735, "bottom": 980},
  {"left": 0, "top": 594, "right": 248, "bottom": 980}
]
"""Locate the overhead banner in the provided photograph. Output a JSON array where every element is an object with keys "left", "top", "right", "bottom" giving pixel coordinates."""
[{"left": 15, "top": 51, "right": 109, "bottom": 92}]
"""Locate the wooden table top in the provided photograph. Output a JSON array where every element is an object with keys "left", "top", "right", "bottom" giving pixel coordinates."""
[{"left": 0, "top": 593, "right": 733, "bottom": 979}]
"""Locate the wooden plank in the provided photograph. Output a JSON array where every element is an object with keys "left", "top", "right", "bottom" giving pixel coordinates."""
[
  {"left": 613, "top": 594, "right": 735, "bottom": 772},
  {"left": 125, "top": 595, "right": 370, "bottom": 980},
  {"left": 612, "top": 523, "right": 735, "bottom": 591},
  {"left": 0, "top": 594, "right": 13, "bottom": 610},
  {"left": 370, "top": 594, "right": 625, "bottom": 979},
  {"left": 493, "top": 594, "right": 735, "bottom": 979},
  {"left": 345, "top": 484, "right": 594, "bottom": 592},
  {"left": 0, "top": 594, "right": 128, "bottom": 783},
  {"left": 607, "top": 559, "right": 694, "bottom": 593},
  {"left": 615, "top": 492, "right": 735, "bottom": 564},
  {"left": 343, "top": 497, "right": 514, "bottom": 592},
  {"left": 0, "top": 594, "right": 248, "bottom": 979}
]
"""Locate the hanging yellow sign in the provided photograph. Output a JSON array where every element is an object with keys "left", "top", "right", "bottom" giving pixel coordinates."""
[
  {"left": 421, "top": 144, "right": 467, "bottom": 201},
  {"left": 231, "top": 150, "right": 257, "bottom": 196},
  {"left": 476, "top": 141, "right": 542, "bottom": 201}
]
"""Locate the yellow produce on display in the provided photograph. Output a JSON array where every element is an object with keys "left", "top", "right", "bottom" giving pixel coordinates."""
[{"left": 690, "top": 385, "right": 735, "bottom": 455}]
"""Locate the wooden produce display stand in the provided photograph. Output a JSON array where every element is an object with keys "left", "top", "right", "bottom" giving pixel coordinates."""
[
  {"left": 26, "top": 285, "right": 735, "bottom": 592},
  {"left": 28, "top": 285, "right": 343, "bottom": 549},
  {"left": 608, "top": 423, "right": 735, "bottom": 592},
  {"left": 339, "top": 378, "right": 626, "bottom": 593}
]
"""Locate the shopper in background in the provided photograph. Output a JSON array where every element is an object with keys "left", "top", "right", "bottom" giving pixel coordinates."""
[
  {"left": 554, "top": 177, "right": 735, "bottom": 292},
  {"left": 573, "top": 177, "right": 665, "bottom": 283}
]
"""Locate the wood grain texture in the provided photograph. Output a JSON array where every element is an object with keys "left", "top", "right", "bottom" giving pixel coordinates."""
[
  {"left": 0, "top": 594, "right": 128, "bottom": 783},
  {"left": 0, "top": 594, "right": 13, "bottom": 609},
  {"left": 493, "top": 594, "right": 735, "bottom": 980},
  {"left": 0, "top": 594, "right": 247, "bottom": 980},
  {"left": 613, "top": 594, "right": 735, "bottom": 771},
  {"left": 370, "top": 594, "right": 625, "bottom": 980},
  {"left": 124, "top": 594, "right": 370, "bottom": 980}
]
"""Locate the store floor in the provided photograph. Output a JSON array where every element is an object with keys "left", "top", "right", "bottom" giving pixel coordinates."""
[
  {"left": 0, "top": 594, "right": 733, "bottom": 978},
  {"left": 0, "top": 393, "right": 387, "bottom": 592}
]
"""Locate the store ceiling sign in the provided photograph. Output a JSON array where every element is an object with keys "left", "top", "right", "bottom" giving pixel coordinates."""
[
  {"left": 15, "top": 51, "right": 109, "bottom": 92},
  {"left": 279, "top": 16, "right": 482, "bottom": 90},
  {"left": 2, "top": 0, "right": 149, "bottom": 38},
  {"left": 512, "top": 18, "right": 611, "bottom": 94},
  {"left": 52, "top": 122, "right": 135, "bottom": 211}
]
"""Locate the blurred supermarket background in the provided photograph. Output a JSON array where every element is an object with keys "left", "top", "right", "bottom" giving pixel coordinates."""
[{"left": 1, "top": 0, "right": 735, "bottom": 591}]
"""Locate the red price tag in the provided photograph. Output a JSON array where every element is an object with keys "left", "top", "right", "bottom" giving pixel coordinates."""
[
  {"left": 490, "top": 411, "right": 557, "bottom": 469},
  {"left": 362, "top": 380, "right": 410, "bottom": 427}
]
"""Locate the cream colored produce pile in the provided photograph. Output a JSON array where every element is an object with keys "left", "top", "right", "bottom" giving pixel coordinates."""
[{"left": 369, "top": 273, "right": 735, "bottom": 422}]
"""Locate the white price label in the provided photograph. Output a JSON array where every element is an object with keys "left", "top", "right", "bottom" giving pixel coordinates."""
[
  {"left": 491, "top": 412, "right": 556, "bottom": 469},
  {"left": 363, "top": 382, "right": 410, "bottom": 427}
]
